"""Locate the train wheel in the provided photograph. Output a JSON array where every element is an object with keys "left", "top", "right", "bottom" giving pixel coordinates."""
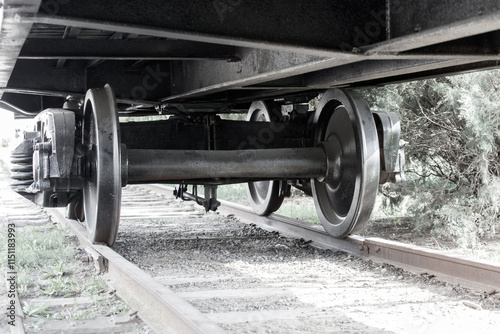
[
  {"left": 312, "top": 89, "right": 380, "bottom": 237},
  {"left": 82, "top": 85, "right": 122, "bottom": 246},
  {"left": 246, "top": 101, "right": 286, "bottom": 215}
]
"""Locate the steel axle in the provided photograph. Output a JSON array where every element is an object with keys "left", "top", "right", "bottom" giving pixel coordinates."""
[{"left": 124, "top": 147, "right": 329, "bottom": 184}]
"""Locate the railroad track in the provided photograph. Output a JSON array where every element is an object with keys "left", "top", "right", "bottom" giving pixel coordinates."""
[
  {"left": 59, "top": 185, "right": 500, "bottom": 333},
  {"left": 144, "top": 184, "right": 500, "bottom": 291},
  {"left": 3, "top": 174, "right": 500, "bottom": 332}
]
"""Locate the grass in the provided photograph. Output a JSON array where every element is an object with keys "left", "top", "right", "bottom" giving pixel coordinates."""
[
  {"left": 0, "top": 221, "right": 130, "bottom": 324},
  {"left": 22, "top": 300, "right": 51, "bottom": 318},
  {"left": 8, "top": 224, "right": 77, "bottom": 269},
  {"left": 217, "top": 183, "right": 249, "bottom": 204},
  {"left": 217, "top": 183, "right": 320, "bottom": 224},
  {"left": 40, "top": 275, "right": 80, "bottom": 298},
  {"left": 42, "top": 262, "right": 70, "bottom": 279},
  {"left": 276, "top": 196, "right": 319, "bottom": 224}
]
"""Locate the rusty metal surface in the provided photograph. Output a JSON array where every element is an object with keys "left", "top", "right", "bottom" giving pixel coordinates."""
[{"left": 47, "top": 208, "right": 226, "bottom": 334}]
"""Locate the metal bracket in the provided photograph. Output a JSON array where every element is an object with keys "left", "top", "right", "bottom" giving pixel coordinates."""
[
  {"left": 29, "top": 109, "right": 76, "bottom": 192},
  {"left": 84, "top": 247, "right": 107, "bottom": 274},
  {"left": 372, "top": 111, "right": 406, "bottom": 184},
  {"left": 174, "top": 184, "right": 221, "bottom": 212}
]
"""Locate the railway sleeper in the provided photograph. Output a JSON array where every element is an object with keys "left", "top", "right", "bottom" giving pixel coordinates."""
[{"left": 10, "top": 85, "right": 405, "bottom": 246}]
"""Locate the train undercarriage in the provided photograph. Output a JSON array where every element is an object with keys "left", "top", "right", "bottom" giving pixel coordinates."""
[{"left": 3, "top": 1, "right": 500, "bottom": 246}]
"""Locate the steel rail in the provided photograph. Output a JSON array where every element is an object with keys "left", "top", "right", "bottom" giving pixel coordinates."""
[
  {"left": 144, "top": 184, "right": 500, "bottom": 291},
  {"left": 46, "top": 208, "right": 226, "bottom": 334},
  {"left": 220, "top": 202, "right": 500, "bottom": 290}
]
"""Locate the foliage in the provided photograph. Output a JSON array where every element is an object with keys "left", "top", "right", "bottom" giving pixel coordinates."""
[
  {"left": 217, "top": 183, "right": 320, "bottom": 223},
  {"left": 359, "top": 69, "right": 500, "bottom": 247},
  {"left": 14, "top": 225, "right": 77, "bottom": 269},
  {"left": 22, "top": 301, "right": 51, "bottom": 318}
]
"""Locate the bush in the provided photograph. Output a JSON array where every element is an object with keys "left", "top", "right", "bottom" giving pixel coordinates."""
[{"left": 359, "top": 69, "right": 500, "bottom": 247}]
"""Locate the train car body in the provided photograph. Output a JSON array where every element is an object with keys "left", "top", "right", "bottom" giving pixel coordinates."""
[{"left": 2, "top": 0, "right": 500, "bottom": 245}]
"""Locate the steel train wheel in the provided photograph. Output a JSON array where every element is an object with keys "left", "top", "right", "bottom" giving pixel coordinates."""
[
  {"left": 312, "top": 89, "right": 380, "bottom": 237},
  {"left": 246, "top": 101, "right": 286, "bottom": 215},
  {"left": 82, "top": 85, "right": 122, "bottom": 246}
]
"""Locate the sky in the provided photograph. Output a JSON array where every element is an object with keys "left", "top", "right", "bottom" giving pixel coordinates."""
[
  {"left": 0, "top": 111, "right": 15, "bottom": 138},
  {"left": 0, "top": 109, "right": 32, "bottom": 146}
]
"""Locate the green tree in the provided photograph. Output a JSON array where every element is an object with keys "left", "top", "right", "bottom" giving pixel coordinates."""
[{"left": 360, "top": 69, "right": 500, "bottom": 247}]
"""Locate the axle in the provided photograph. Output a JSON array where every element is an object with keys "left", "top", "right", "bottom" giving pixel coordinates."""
[{"left": 124, "top": 147, "right": 327, "bottom": 184}]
